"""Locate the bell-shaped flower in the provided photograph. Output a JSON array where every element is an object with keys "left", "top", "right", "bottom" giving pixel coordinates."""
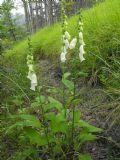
[
  {"left": 79, "top": 45, "right": 85, "bottom": 62},
  {"left": 60, "top": 51, "right": 67, "bottom": 63},
  {"left": 30, "top": 83, "right": 37, "bottom": 91},
  {"left": 79, "top": 31, "right": 85, "bottom": 45},
  {"left": 65, "top": 31, "right": 71, "bottom": 40},
  {"left": 27, "top": 63, "right": 38, "bottom": 91},
  {"left": 29, "top": 73, "right": 37, "bottom": 91},
  {"left": 79, "top": 45, "right": 85, "bottom": 54},
  {"left": 69, "top": 38, "right": 77, "bottom": 49},
  {"left": 64, "top": 39, "right": 69, "bottom": 50},
  {"left": 27, "top": 71, "right": 32, "bottom": 80},
  {"left": 79, "top": 52, "right": 85, "bottom": 62}
]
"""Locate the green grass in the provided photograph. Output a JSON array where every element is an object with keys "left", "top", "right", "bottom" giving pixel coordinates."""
[
  {"left": 5, "top": 0, "right": 120, "bottom": 63},
  {"left": 2, "top": 0, "right": 120, "bottom": 95}
]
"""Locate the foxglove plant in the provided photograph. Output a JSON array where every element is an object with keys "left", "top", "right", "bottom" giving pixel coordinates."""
[
  {"left": 78, "top": 13, "right": 86, "bottom": 62},
  {"left": 60, "top": 0, "right": 71, "bottom": 63},
  {"left": 7, "top": 2, "right": 103, "bottom": 160},
  {"left": 27, "top": 37, "right": 37, "bottom": 91}
]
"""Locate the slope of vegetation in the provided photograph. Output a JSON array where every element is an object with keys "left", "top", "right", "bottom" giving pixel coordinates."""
[
  {"left": 1, "top": 0, "right": 120, "bottom": 159},
  {"left": 2, "top": 0, "right": 120, "bottom": 94},
  {"left": 5, "top": 0, "right": 120, "bottom": 60}
]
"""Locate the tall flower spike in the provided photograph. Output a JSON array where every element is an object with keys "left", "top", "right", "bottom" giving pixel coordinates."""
[
  {"left": 60, "top": 0, "right": 71, "bottom": 63},
  {"left": 78, "top": 12, "right": 85, "bottom": 62},
  {"left": 27, "top": 37, "right": 38, "bottom": 91}
]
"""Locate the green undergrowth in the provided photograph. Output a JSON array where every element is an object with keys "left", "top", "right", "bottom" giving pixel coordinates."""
[{"left": 2, "top": 0, "right": 120, "bottom": 96}]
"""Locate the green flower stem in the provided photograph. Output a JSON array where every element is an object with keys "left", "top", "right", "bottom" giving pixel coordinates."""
[
  {"left": 61, "top": 63, "right": 67, "bottom": 118},
  {"left": 37, "top": 89, "right": 52, "bottom": 156},
  {"left": 41, "top": 101, "right": 55, "bottom": 159},
  {"left": 61, "top": 0, "right": 67, "bottom": 118},
  {"left": 71, "top": 80, "right": 76, "bottom": 158}
]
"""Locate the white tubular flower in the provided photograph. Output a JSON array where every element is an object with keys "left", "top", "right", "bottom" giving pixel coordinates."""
[
  {"left": 69, "top": 38, "right": 77, "bottom": 49},
  {"left": 78, "top": 17, "right": 86, "bottom": 62},
  {"left": 30, "top": 73, "right": 37, "bottom": 91},
  {"left": 79, "top": 52, "right": 85, "bottom": 62},
  {"left": 60, "top": 51, "right": 67, "bottom": 63},
  {"left": 27, "top": 71, "right": 38, "bottom": 91},
  {"left": 79, "top": 32, "right": 85, "bottom": 45},
  {"left": 27, "top": 37, "right": 38, "bottom": 91},
  {"left": 65, "top": 31, "right": 71, "bottom": 40},
  {"left": 30, "top": 83, "right": 37, "bottom": 91},
  {"left": 64, "top": 39, "right": 70, "bottom": 49},
  {"left": 80, "top": 45, "right": 85, "bottom": 54},
  {"left": 27, "top": 55, "right": 38, "bottom": 91},
  {"left": 27, "top": 71, "right": 33, "bottom": 80},
  {"left": 60, "top": 4, "right": 70, "bottom": 63},
  {"left": 79, "top": 45, "right": 85, "bottom": 62}
]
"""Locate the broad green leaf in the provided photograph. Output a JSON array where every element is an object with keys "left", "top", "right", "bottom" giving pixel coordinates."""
[
  {"left": 50, "top": 114, "right": 68, "bottom": 134},
  {"left": 45, "top": 112, "right": 68, "bottom": 134},
  {"left": 51, "top": 121, "right": 68, "bottom": 134},
  {"left": 6, "top": 122, "right": 25, "bottom": 134},
  {"left": 18, "top": 114, "right": 41, "bottom": 128},
  {"left": 72, "top": 99, "right": 81, "bottom": 105},
  {"left": 65, "top": 96, "right": 74, "bottom": 107},
  {"left": 78, "top": 132, "right": 97, "bottom": 143},
  {"left": 62, "top": 79, "right": 74, "bottom": 91},
  {"left": 79, "top": 120, "right": 103, "bottom": 133},
  {"left": 63, "top": 72, "right": 71, "bottom": 79},
  {"left": 24, "top": 128, "right": 48, "bottom": 146},
  {"left": 45, "top": 112, "right": 56, "bottom": 121},
  {"left": 74, "top": 110, "right": 81, "bottom": 123},
  {"left": 48, "top": 97, "right": 63, "bottom": 111},
  {"left": 35, "top": 95, "right": 46, "bottom": 104},
  {"left": 47, "top": 88, "right": 62, "bottom": 94},
  {"left": 79, "top": 154, "right": 92, "bottom": 160},
  {"left": 6, "top": 114, "right": 41, "bottom": 133},
  {"left": 46, "top": 112, "right": 65, "bottom": 122}
]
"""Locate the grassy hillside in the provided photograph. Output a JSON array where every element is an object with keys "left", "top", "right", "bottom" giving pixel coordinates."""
[{"left": 2, "top": 0, "right": 120, "bottom": 95}]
